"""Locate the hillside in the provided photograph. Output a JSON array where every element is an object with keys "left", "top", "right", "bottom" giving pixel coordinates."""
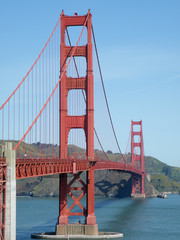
[
  {"left": 150, "top": 174, "right": 180, "bottom": 193},
  {"left": 145, "top": 155, "right": 180, "bottom": 182}
]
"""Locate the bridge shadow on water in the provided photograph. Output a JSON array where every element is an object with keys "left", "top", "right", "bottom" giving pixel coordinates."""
[
  {"left": 95, "top": 195, "right": 146, "bottom": 239},
  {"left": 108, "top": 198, "right": 145, "bottom": 228}
]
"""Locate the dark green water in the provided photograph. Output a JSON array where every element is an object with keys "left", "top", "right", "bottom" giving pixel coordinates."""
[{"left": 17, "top": 194, "right": 180, "bottom": 239}]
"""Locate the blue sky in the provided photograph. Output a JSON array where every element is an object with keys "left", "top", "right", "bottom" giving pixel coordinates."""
[{"left": 0, "top": 0, "right": 180, "bottom": 167}]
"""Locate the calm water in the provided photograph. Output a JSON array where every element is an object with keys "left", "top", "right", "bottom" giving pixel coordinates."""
[{"left": 17, "top": 194, "right": 180, "bottom": 240}]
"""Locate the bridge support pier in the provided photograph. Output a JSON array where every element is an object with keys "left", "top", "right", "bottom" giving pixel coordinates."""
[
  {"left": 56, "top": 224, "right": 98, "bottom": 236},
  {"left": 131, "top": 174, "right": 145, "bottom": 198},
  {"left": 56, "top": 167, "right": 98, "bottom": 236},
  {"left": 4, "top": 142, "right": 16, "bottom": 240}
]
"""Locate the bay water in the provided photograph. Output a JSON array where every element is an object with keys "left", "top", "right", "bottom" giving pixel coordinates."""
[{"left": 17, "top": 194, "right": 180, "bottom": 240}]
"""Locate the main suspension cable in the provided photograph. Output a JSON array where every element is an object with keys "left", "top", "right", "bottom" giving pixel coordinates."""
[{"left": 92, "top": 25, "right": 127, "bottom": 164}]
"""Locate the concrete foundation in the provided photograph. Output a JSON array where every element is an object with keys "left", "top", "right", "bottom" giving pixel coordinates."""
[
  {"left": 31, "top": 231, "right": 123, "bottom": 239},
  {"left": 56, "top": 224, "right": 98, "bottom": 236},
  {"left": 131, "top": 193, "right": 145, "bottom": 198},
  {"left": 4, "top": 142, "right": 16, "bottom": 240}
]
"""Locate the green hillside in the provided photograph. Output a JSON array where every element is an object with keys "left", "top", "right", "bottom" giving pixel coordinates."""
[
  {"left": 150, "top": 174, "right": 180, "bottom": 193},
  {"left": 145, "top": 155, "right": 180, "bottom": 181},
  {"left": 145, "top": 155, "right": 180, "bottom": 191}
]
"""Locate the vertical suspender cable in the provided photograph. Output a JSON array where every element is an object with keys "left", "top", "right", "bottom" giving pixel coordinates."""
[
  {"left": 48, "top": 40, "right": 51, "bottom": 158},
  {"left": 35, "top": 63, "right": 37, "bottom": 157},
  {"left": 32, "top": 69, "right": 33, "bottom": 158},
  {"left": 8, "top": 101, "right": 10, "bottom": 140},
  {"left": 2, "top": 109, "right": 4, "bottom": 146},
  {"left": 43, "top": 50, "right": 45, "bottom": 157},
  {"left": 13, "top": 94, "right": 15, "bottom": 149},
  {"left": 28, "top": 75, "right": 29, "bottom": 152},
  {"left": 52, "top": 35, "right": 54, "bottom": 158},
  {"left": 39, "top": 58, "right": 41, "bottom": 157},
  {"left": 18, "top": 88, "right": 20, "bottom": 158},
  {"left": 23, "top": 81, "right": 25, "bottom": 156}
]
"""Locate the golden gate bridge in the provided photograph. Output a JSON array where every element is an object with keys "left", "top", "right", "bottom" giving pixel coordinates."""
[{"left": 0, "top": 10, "right": 145, "bottom": 239}]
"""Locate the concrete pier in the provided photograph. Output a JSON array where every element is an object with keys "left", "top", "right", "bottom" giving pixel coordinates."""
[
  {"left": 131, "top": 193, "right": 145, "bottom": 198},
  {"left": 56, "top": 224, "right": 98, "bottom": 236},
  {"left": 4, "top": 142, "right": 16, "bottom": 240},
  {"left": 31, "top": 231, "right": 123, "bottom": 239}
]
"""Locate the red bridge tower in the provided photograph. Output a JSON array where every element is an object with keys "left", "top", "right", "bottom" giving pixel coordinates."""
[
  {"left": 131, "top": 120, "right": 145, "bottom": 198},
  {"left": 56, "top": 10, "right": 98, "bottom": 235}
]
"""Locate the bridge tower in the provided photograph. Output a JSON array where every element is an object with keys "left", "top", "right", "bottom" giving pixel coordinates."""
[
  {"left": 131, "top": 121, "right": 145, "bottom": 198},
  {"left": 56, "top": 10, "right": 98, "bottom": 235}
]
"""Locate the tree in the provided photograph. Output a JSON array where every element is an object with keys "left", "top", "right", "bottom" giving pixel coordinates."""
[
  {"left": 163, "top": 166, "right": 172, "bottom": 178},
  {"left": 107, "top": 150, "right": 113, "bottom": 154}
]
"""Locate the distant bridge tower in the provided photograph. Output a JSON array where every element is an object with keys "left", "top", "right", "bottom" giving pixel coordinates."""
[
  {"left": 131, "top": 120, "right": 145, "bottom": 198},
  {"left": 56, "top": 10, "right": 98, "bottom": 235}
]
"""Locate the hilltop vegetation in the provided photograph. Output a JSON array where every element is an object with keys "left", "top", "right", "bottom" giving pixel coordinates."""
[
  {"left": 144, "top": 155, "right": 180, "bottom": 192},
  {"left": 145, "top": 155, "right": 180, "bottom": 182},
  {"left": 150, "top": 174, "right": 180, "bottom": 193}
]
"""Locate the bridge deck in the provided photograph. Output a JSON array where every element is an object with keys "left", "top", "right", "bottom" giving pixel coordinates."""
[{"left": 0, "top": 158, "right": 143, "bottom": 179}]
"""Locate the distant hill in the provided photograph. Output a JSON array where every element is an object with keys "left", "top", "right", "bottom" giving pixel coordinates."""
[{"left": 145, "top": 155, "right": 180, "bottom": 182}]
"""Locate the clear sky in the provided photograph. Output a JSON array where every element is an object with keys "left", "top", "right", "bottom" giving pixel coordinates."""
[{"left": 0, "top": 0, "right": 180, "bottom": 167}]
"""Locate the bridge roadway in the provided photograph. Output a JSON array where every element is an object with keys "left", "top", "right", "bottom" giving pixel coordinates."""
[{"left": 0, "top": 158, "right": 143, "bottom": 179}]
